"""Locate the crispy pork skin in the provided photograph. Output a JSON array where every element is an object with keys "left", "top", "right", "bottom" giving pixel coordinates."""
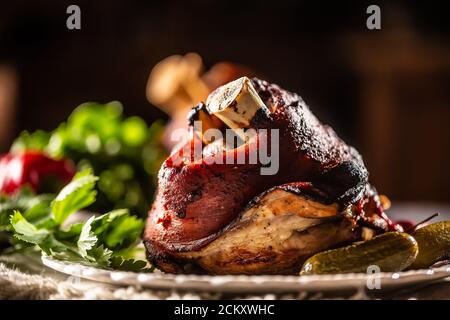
[{"left": 144, "top": 77, "right": 393, "bottom": 274}]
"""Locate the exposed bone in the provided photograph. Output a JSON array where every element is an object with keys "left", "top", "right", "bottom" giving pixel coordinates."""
[{"left": 206, "top": 77, "right": 266, "bottom": 139}]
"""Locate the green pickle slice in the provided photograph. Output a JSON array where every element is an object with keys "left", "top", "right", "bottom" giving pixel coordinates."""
[
  {"left": 300, "top": 232, "right": 418, "bottom": 275},
  {"left": 410, "top": 221, "right": 450, "bottom": 269}
]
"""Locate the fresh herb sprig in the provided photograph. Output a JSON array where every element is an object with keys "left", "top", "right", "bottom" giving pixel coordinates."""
[
  {"left": 1, "top": 169, "right": 152, "bottom": 272},
  {"left": 11, "top": 101, "right": 167, "bottom": 216}
]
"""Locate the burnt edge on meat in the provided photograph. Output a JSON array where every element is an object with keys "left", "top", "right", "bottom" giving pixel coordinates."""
[{"left": 187, "top": 102, "right": 207, "bottom": 127}]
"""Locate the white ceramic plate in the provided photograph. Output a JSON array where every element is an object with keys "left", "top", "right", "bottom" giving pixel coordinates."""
[
  {"left": 43, "top": 205, "right": 450, "bottom": 293},
  {"left": 42, "top": 255, "right": 450, "bottom": 293}
]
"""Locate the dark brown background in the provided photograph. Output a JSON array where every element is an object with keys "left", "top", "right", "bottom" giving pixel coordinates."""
[{"left": 0, "top": 0, "right": 449, "bottom": 202}]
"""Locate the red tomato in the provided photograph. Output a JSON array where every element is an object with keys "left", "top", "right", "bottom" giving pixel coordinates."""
[{"left": 0, "top": 151, "right": 75, "bottom": 195}]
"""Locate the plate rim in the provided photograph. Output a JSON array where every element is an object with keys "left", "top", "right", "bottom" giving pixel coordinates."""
[{"left": 41, "top": 255, "right": 450, "bottom": 293}]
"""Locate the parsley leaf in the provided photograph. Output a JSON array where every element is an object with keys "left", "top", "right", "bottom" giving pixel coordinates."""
[
  {"left": 51, "top": 169, "right": 98, "bottom": 225},
  {"left": 87, "top": 244, "right": 113, "bottom": 267},
  {"left": 0, "top": 188, "right": 53, "bottom": 231},
  {"left": 10, "top": 211, "right": 49, "bottom": 245},
  {"left": 77, "top": 215, "right": 97, "bottom": 258},
  {"left": 110, "top": 257, "right": 152, "bottom": 272},
  {"left": 91, "top": 209, "right": 144, "bottom": 249},
  {"left": 2, "top": 171, "right": 151, "bottom": 273}
]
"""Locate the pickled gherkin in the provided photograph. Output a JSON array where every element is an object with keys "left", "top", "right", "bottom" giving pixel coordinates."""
[
  {"left": 410, "top": 221, "right": 450, "bottom": 269},
  {"left": 300, "top": 232, "right": 418, "bottom": 275}
]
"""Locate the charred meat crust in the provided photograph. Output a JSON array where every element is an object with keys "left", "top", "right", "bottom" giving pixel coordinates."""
[
  {"left": 250, "top": 77, "right": 368, "bottom": 202},
  {"left": 187, "top": 102, "right": 207, "bottom": 127}
]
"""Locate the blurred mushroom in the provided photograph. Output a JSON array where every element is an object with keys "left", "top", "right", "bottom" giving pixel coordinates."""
[
  {"left": 146, "top": 53, "right": 254, "bottom": 150},
  {"left": 146, "top": 53, "right": 209, "bottom": 115}
]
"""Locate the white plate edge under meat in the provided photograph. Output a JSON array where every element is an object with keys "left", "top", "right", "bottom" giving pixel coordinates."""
[{"left": 42, "top": 255, "right": 450, "bottom": 293}]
